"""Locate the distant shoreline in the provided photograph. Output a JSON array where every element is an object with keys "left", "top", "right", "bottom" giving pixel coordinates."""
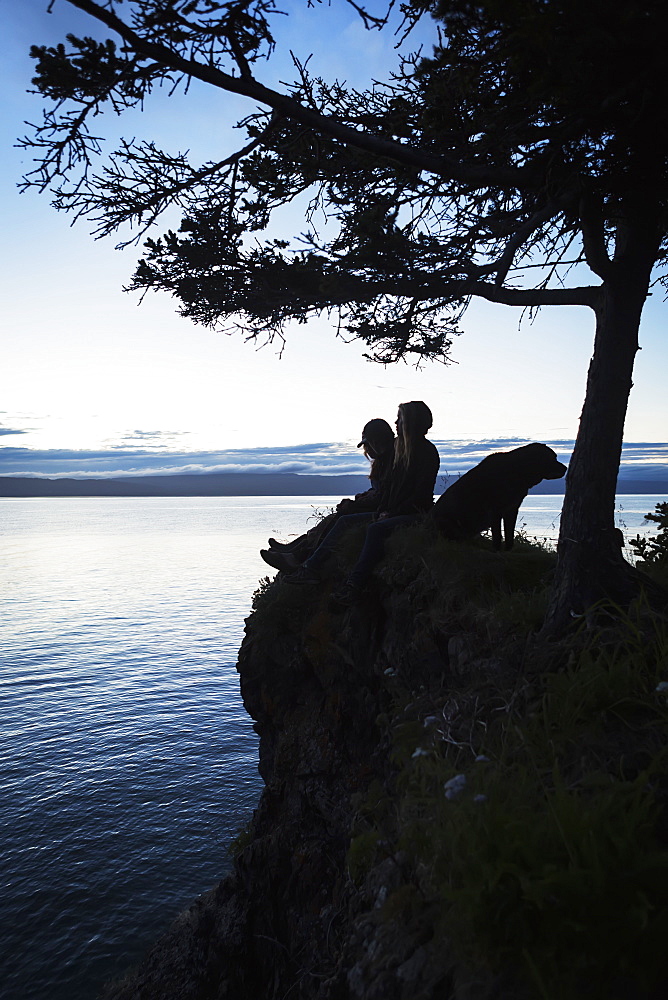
[{"left": 1, "top": 472, "right": 666, "bottom": 498}]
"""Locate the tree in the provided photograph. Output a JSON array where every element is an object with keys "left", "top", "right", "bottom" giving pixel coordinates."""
[{"left": 21, "top": 0, "right": 668, "bottom": 629}]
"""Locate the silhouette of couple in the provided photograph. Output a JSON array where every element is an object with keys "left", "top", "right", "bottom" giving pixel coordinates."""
[{"left": 260, "top": 401, "right": 439, "bottom": 607}]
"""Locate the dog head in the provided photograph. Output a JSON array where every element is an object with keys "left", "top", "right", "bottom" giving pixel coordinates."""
[{"left": 515, "top": 443, "right": 567, "bottom": 485}]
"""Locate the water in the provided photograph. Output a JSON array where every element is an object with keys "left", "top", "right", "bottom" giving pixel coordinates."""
[
  {"left": 0, "top": 497, "right": 327, "bottom": 1000},
  {"left": 0, "top": 494, "right": 664, "bottom": 1000},
  {"left": 515, "top": 493, "right": 665, "bottom": 556}
]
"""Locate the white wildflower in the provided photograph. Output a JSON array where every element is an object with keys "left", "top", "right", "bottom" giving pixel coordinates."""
[
  {"left": 444, "top": 774, "right": 467, "bottom": 800},
  {"left": 423, "top": 715, "right": 440, "bottom": 727},
  {"left": 383, "top": 667, "right": 397, "bottom": 677},
  {"left": 655, "top": 681, "right": 668, "bottom": 693},
  {"left": 475, "top": 755, "right": 490, "bottom": 763},
  {"left": 473, "top": 794, "right": 488, "bottom": 804},
  {"left": 411, "top": 747, "right": 430, "bottom": 759}
]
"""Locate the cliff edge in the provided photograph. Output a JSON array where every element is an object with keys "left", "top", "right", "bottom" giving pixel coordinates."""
[{"left": 104, "top": 523, "right": 668, "bottom": 1000}]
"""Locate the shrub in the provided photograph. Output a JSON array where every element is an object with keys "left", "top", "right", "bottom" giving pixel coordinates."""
[{"left": 629, "top": 501, "right": 668, "bottom": 566}]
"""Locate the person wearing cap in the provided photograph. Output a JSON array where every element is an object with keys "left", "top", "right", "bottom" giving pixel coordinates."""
[
  {"left": 260, "top": 418, "right": 395, "bottom": 572},
  {"left": 285, "top": 402, "right": 439, "bottom": 599}
]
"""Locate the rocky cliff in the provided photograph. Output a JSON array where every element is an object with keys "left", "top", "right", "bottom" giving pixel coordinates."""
[{"left": 104, "top": 523, "right": 668, "bottom": 1000}]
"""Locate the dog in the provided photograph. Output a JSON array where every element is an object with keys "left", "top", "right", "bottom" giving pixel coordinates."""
[{"left": 432, "top": 443, "right": 567, "bottom": 550}]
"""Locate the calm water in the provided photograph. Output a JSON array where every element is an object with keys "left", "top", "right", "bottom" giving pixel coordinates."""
[{"left": 0, "top": 494, "right": 664, "bottom": 1000}]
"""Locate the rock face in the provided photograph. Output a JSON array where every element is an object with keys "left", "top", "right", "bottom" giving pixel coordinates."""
[
  {"left": 102, "top": 530, "right": 668, "bottom": 1000},
  {"left": 103, "top": 549, "right": 476, "bottom": 1000}
]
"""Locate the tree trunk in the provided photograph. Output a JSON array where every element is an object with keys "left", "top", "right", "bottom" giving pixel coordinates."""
[{"left": 543, "top": 213, "right": 659, "bottom": 634}]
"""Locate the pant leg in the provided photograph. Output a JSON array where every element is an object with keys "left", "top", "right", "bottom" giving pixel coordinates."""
[
  {"left": 347, "top": 514, "right": 417, "bottom": 586},
  {"left": 292, "top": 511, "right": 338, "bottom": 561},
  {"left": 302, "top": 512, "right": 375, "bottom": 572}
]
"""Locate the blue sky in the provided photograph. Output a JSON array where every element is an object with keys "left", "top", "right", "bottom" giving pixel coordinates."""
[{"left": 2, "top": 1, "right": 667, "bottom": 483}]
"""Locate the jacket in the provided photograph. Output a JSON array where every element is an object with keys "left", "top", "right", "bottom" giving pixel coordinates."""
[{"left": 376, "top": 438, "right": 440, "bottom": 516}]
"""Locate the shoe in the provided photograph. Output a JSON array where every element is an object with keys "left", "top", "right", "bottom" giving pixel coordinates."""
[
  {"left": 268, "top": 537, "right": 300, "bottom": 552},
  {"left": 260, "top": 549, "right": 301, "bottom": 572},
  {"left": 328, "top": 580, "right": 363, "bottom": 609},
  {"left": 282, "top": 565, "right": 321, "bottom": 585}
]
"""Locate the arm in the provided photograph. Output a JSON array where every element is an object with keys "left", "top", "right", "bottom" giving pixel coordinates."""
[
  {"left": 384, "top": 440, "right": 440, "bottom": 516},
  {"left": 347, "top": 487, "right": 382, "bottom": 514}
]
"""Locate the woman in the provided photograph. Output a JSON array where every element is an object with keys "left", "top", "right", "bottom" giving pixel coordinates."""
[
  {"left": 260, "top": 418, "right": 395, "bottom": 572},
  {"left": 286, "top": 401, "right": 439, "bottom": 602}
]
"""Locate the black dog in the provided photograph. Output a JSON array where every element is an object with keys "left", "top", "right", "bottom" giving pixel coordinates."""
[{"left": 432, "top": 443, "right": 567, "bottom": 550}]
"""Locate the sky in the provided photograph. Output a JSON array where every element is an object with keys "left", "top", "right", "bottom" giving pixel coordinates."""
[{"left": 2, "top": 0, "right": 667, "bottom": 482}]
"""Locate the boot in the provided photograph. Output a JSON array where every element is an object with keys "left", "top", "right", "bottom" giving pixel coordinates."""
[
  {"left": 268, "top": 536, "right": 301, "bottom": 552},
  {"left": 260, "top": 549, "right": 301, "bottom": 572}
]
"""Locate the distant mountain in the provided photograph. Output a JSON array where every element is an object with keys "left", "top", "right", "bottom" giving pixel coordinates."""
[
  {"left": 0, "top": 472, "right": 371, "bottom": 498},
  {"left": 1, "top": 472, "right": 666, "bottom": 499},
  {"left": 440, "top": 476, "right": 667, "bottom": 497},
  {"left": 525, "top": 479, "right": 668, "bottom": 496}
]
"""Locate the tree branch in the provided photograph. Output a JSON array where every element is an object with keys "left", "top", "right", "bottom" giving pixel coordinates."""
[
  {"left": 343, "top": 0, "right": 393, "bottom": 30},
  {"left": 469, "top": 279, "right": 600, "bottom": 308},
  {"left": 579, "top": 192, "right": 613, "bottom": 279},
  {"left": 321, "top": 271, "right": 600, "bottom": 310},
  {"left": 64, "top": 0, "right": 536, "bottom": 191},
  {"left": 107, "top": 114, "right": 281, "bottom": 245},
  {"left": 492, "top": 203, "right": 561, "bottom": 286}
]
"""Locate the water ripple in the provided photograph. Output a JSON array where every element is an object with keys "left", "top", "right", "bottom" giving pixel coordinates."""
[{"left": 0, "top": 497, "right": 336, "bottom": 1000}]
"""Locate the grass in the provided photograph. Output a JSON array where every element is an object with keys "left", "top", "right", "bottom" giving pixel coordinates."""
[
  {"left": 346, "top": 599, "right": 668, "bottom": 998},
  {"left": 332, "top": 527, "right": 668, "bottom": 998},
  {"left": 249, "top": 516, "right": 668, "bottom": 997}
]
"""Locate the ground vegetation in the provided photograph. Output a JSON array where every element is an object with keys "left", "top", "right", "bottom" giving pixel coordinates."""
[{"left": 102, "top": 522, "right": 668, "bottom": 999}]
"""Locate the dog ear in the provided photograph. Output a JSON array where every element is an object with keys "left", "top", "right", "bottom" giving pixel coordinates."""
[
  {"left": 538, "top": 445, "right": 561, "bottom": 474},
  {"left": 541, "top": 447, "right": 555, "bottom": 470},
  {"left": 541, "top": 445, "right": 567, "bottom": 479},
  {"left": 513, "top": 442, "right": 543, "bottom": 473}
]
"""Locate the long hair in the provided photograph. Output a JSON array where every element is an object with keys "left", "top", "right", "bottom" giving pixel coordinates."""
[
  {"left": 394, "top": 401, "right": 433, "bottom": 469},
  {"left": 360, "top": 418, "right": 395, "bottom": 482}
]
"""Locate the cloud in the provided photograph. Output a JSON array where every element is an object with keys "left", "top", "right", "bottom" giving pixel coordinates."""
[
  {"left": 108, "top": 429, "right": 193, "bottom": 449},
  {"left": 1, "top": 439, "right": 667, "bottom": 481},
  {"left": 0, "top": 443, "right": 371, "bottom": 478},
  {"left": 433, "top": 438, "right": 573, "bottom": 477},
  {"left": 0, "top": 427, "right": 28, "bottom": 436},
  {"left": 434, "top": 439, "right": 668, "bottom": 480}
]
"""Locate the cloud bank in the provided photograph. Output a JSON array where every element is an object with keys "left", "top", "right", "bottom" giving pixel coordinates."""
[{"left": 2, "top": 439, "right": 667, "bottom": 481}]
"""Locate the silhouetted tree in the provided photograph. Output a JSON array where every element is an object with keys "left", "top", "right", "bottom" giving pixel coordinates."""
[{"left": 22, "top": 0, "right": 668, "bottom": 629}]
